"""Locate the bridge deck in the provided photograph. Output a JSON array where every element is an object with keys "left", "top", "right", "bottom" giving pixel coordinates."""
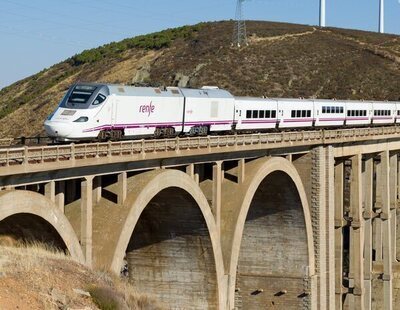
[{"left": 1, "top": 126, "right": 400, "bottom": 179}]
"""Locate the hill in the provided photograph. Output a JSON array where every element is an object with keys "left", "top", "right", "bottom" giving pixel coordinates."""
[
  {"left": 0, "top": 20, "right": 400, "bottom": 138},
  {"left": 0, "top": 244, "right": 162, "bottom": 309}
]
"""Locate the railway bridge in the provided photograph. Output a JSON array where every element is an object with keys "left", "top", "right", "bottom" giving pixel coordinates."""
[{"left": 1, "top": 127, "right": 400, "bottom": 309}]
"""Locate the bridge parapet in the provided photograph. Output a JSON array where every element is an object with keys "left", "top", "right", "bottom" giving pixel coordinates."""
[{"left": 1, "top": 126, "right": 400, "bottom": 175}]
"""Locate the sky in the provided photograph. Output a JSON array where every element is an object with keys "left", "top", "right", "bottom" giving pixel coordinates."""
[{"left": 0, "top": 0, "right": 399, "bottom": 90}]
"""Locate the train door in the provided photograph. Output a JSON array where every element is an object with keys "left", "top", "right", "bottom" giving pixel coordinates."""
[{"left": 111, "top": 97, "right": 118, "bottom": 126}]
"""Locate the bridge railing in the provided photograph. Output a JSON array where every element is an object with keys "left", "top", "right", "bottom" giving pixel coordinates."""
[{"left": 0, "top": 126, "right": 399, "bottom": 167}]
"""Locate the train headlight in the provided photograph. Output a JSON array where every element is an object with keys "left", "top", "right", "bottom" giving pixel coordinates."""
[{"left": 73, "top": 116, "right": 89, "bottom": 122}]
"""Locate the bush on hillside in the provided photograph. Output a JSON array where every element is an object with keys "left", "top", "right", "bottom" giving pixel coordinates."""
[{"left": 69, "top": 24, "right": 202, "bottom": 66}]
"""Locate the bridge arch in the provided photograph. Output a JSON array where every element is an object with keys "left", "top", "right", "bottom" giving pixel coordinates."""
[
  {"left": 228, "top": 156, "right": 315, "bottom": 308},
  {"left": 111, "top": 169, "right": 224, "bottom": 309},
  {"left": 0, "top": 190, "right": 84, "bottom": 263}
]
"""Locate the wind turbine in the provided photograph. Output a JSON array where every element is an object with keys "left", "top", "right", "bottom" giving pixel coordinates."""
[
  {"left": 320, "top": 0, "right": 326, "bottom": 27},
  {"left": 379, "top": 0, "right": 384, "bottom": 33}
]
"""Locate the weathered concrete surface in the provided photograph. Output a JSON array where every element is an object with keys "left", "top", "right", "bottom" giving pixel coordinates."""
[
  {"left": 96, "top": 169, "right": 225, "bottom": 309},
  {"left": 221, "top": 156, "right": 315, "bottom": 309},
  {"left": 0, "top": 190, "right": 84, "bottom": 263}
]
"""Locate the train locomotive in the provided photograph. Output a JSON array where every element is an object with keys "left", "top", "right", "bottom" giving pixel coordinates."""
[{"left": 44, "top": 83, "right": 400, "bottom": 141}]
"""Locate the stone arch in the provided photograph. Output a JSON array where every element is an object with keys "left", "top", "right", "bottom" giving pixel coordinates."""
[
  {"left": 0, "top": 190, "right": 85, "bottom": 264},
  {"left": 111, "top": 169, "right": 225, "bottom": 309},
  {"left": 228, "top": 157, "right": 315, "bottom": 308}
]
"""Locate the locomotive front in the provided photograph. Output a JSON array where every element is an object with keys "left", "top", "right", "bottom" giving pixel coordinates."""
[{"left": 44, "top": 83, "right": 109, "bottom": 141}]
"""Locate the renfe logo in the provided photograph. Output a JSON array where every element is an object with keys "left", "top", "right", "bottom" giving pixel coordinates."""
[{"left": 139, "top": 101, "right": 155, "bottom": 116}]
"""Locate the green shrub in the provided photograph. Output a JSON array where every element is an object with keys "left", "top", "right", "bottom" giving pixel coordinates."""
[{"left": 68, "top": 24, "right": 202, "bottom": 66}]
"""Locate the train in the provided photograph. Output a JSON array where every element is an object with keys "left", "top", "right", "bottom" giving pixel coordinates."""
[{"left": 44, "top": 83, "right": 400, "bottom": 142}]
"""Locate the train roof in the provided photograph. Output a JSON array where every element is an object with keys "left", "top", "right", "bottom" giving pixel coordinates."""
[
  {"left": 235, "top": 96, "right": 399, "bottom": 104},
  {"left": 179, "top": 87, "right": 233, "bottom": 99},
  {"left": 86, "top": 83, "right": 234, "bottom": 99}
]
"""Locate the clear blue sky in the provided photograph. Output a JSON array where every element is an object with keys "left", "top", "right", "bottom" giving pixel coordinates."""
[{"left": 0, "top": 0, "right": 399, "bottom": 90}]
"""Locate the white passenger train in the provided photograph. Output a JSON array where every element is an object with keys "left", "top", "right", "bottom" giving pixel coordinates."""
[{"left": 44, "top": 83, "right": 400, "bottom": 141}]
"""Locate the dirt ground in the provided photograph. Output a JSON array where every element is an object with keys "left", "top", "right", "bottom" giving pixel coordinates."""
[{"left": 0, "top": 245, "right": 163, "bottom": 310}]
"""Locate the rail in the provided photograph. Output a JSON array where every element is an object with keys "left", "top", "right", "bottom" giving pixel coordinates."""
[{"left": 0, "top": 126, "right": 400, "bottom": 168}]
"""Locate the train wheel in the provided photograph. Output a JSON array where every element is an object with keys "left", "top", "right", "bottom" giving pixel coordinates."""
[
  {"left": 98, "top": 131, "right": 108, "bottom": 141},
  {"left": 165, "top": 127, "right": 175, "bottom": 137},
  {"left": 154, "top": 128, "right": 162, "bottom": 138},
  {"left": 199, "top": 126, "right": 208, "bottom": 136}
]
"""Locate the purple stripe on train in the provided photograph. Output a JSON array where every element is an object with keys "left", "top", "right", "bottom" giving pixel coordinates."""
[{"left": 83, "top": 120, "right": 233, "bottom": 133}]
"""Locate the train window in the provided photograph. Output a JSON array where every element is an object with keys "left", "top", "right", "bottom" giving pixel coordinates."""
[
  {"left": 246, "top": 110, "right": 251, "bottom": 118},
  {"left": 307, "top": 110, "right": 311, "bottom": 117},
  {"left": 300, "top": 110, "right": 305, "bottom": 117},
  {"left": 68, "top": 85, "right": 97, "bottom": 104},
  {"left": 291, "top": 110, "right": 295, "bottom": 118},
  {"left": 326, "top": 107, "right": 330, "bottom": 113},
  {"left": 266, "top": 110, "right": 270, "bottom": 118},
  {"left": 253, "top": 110, "right": 259, "bottom": 118},
  {"left": 92, "top": 93, "right": 106, "bottom": 105},
  {"left": 272, "top": 110, "right": 276, "bottom": 118},
  {"left": 259, "top": 110, "right": 265, "bottom": 118},
  {"left": 322, "top": 107, "right": 326, "bottom": 113},
  {"left": 295, "top": 110, "right": 300, "bottom": 117},
  {"left": 340, "top": 107, "right": 344, "bottom": 113}
]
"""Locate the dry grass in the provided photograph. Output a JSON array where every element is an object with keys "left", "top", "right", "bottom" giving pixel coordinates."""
[{"left": 0, "top": 243, "right": 163, "bottom": 310}]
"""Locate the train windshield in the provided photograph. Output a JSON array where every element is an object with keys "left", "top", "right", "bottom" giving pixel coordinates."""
[
  {"left": 59, "top": 84, "right": 109, "bottom": 109},
  {"left": 68, "top": 85, "right": 97, "bottom": 105}
]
